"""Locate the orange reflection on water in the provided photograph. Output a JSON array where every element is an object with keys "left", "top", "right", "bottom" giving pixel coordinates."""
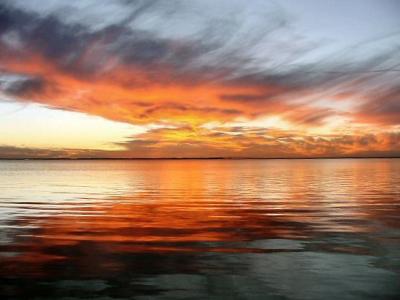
[{"left": 0, "top": 159, "right": 400, "bottom": 278}]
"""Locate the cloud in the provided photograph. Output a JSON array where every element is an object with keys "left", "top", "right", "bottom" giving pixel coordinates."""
[
  {"left": 355, "top": 85, "right": 400, "bottom": 125},
  {"left": 1, "top": 128, "right": 399, "bottom": 158},
  {"left": 3, "top": 75, "right": 48, "bottom": 97},
  {"left": 110, "top": 127, "right": 400, "bottom": 158},
  {"left": 0, "top": 0, "right": 399, "bottom": 157}
]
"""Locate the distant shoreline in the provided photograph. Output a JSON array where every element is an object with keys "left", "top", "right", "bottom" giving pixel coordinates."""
[{"left": 0, "top": 157, "right": 399, "bottom": 161}]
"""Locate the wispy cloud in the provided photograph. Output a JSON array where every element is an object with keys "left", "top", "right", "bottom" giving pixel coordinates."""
[{"left": 0, "top": 0, "right": 399, "bottom": 157}]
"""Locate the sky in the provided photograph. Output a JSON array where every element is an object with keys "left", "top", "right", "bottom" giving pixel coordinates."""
[{"left": 0, "top": 0, "right": 399, "bottom": 158}]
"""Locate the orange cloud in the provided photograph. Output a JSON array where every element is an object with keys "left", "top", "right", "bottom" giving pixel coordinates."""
[{"left": 0, "top": 1, "right": 399, "bottom": 158}]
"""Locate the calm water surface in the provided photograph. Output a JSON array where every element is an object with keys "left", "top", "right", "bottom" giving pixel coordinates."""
[{"left": 0, "top": 159, "right": 399, "bottom": 299}]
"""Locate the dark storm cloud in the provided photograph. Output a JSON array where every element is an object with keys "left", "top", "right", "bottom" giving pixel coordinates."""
[
  {"left": 0, "top": 0, "right": 293, "bottom": 80},
  {"left": 0, "top": 3, "right": 90, "bottom": 70},
  {"left": 0, "top": 2, "right": 178, "bottom": 69},
  {"left": 29, "top": 17, "right": 88, "bottom": 63},
  {"left": 0, "top": 4, "right": 31, "bottom": 34},
  {"left": 3, "top": 76, "right": 48, "bottom": 97},
  {"left": 1, "top": 0, "right": 399, "bottom": 88}
]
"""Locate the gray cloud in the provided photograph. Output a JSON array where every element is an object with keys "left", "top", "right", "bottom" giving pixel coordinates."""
[{"left": 0, "top": 0, "right": 399, "bottom": 129}]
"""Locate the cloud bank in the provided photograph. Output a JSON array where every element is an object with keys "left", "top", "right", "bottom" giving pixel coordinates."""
[{"left": 0, "top": 0, "right": 399, "bottom": 158}]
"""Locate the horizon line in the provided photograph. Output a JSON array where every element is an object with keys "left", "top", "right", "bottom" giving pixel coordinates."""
[{"left": 1, "top": 156, "right": 400, "bottom": 161}]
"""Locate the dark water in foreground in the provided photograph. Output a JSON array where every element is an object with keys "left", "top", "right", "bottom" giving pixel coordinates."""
[{"left": 0, "top": 159, "right": 399, "bottom": 299}]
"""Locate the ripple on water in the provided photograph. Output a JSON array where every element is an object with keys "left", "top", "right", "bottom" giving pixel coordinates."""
[{"left": 0, "top": 159, "right": 399, "bottom": 299}]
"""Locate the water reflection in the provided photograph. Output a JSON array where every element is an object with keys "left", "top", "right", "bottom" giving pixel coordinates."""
[{"left": 0, "top": 159, "right": 399, "bottom": 299}]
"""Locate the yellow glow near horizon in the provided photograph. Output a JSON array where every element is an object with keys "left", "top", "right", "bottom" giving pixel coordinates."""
[{"left": 0, "top": 102, "right": 147, "bottom": 150}]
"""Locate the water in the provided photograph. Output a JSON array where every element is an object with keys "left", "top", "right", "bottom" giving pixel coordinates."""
[{"left": 0, "top": 159, "right": 399, "bottom": 299}]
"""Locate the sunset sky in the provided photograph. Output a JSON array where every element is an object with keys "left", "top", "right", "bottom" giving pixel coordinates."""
[{"left": 0, "top": 0, "right": 399, "bottom": 158}]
